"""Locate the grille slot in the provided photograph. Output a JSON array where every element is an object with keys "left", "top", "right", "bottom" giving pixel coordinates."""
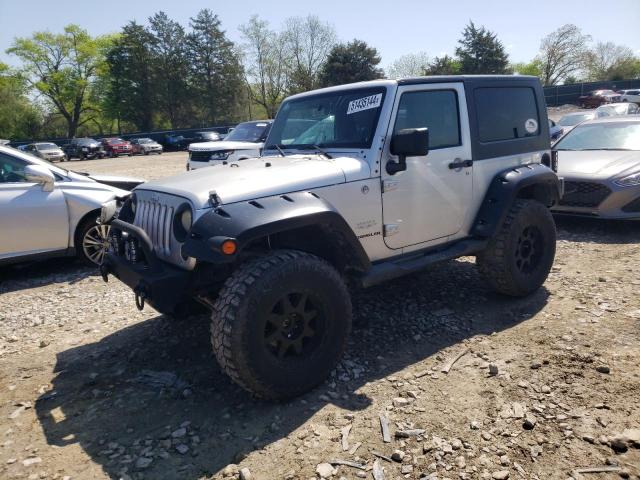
[
  {"left": 134, "top": 200, "right": 174, "bottom": 256},
  {"left": 190, "top": 151, "right": 211, "bottom": 162},
  {"left": 559, "top": 181, "right": 611, "bottom": 208}
]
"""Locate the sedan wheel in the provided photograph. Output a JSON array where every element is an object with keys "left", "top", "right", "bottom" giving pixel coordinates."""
[{"left": 81, "top": 223, "right": 111, "bottom": 266}]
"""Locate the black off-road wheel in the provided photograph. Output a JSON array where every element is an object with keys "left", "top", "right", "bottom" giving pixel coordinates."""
[
  {"left": 211, "top": 250, "right": 352, "bottom": 400},
  {"left": 476, "top": 199, "right": 556, "bottom": 297}
]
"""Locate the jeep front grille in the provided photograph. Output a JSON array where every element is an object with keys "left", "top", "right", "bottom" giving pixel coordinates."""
[
  {"left": 129, "top": 191, "right": 196, "bottom": 270},
  {"left": 189, "top": 151, "right": 211, "bottom": 162},
  {"left": 559, "top": 181, "right": 611, "bottom": 208},
  {"left": 134, "top": 200, "right": 174, "bottom": 256}
]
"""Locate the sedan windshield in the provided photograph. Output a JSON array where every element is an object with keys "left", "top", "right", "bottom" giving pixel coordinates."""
[
  {"left": 36, "top": 143, "right": 59, "bottom": 150},
  {"left": 137, "top": 138, "right": 153, "bottom": 144},
  {"left": 226, "top": 122, "right": 270, "bottom": 142},
  {"left": 266, "top": 87, "right": 386, "bottom": 150},
  {"left": 559, "top": 114, "right": 593, "bottom": 126},
  {"left": 554, "top": 122, "right": 640, "bottom": 151}
]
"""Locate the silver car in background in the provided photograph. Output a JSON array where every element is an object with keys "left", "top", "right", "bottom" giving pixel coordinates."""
[
  {"left": 0, "top": 145, "right": 144, "bottom": 265},
  {"left": 557, "top": 111, "right": 596, "bottom": 136},
  {"left": 552, "top": 117, "right": 640, "bottom": 219},
  {"left": 24, "top": 142, "right": 67, "bottom": 162},
  {"left": 595, "top": 102, "right": 639, "bottom": 118}
]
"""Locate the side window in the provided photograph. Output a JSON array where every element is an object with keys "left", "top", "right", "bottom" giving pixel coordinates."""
[
  {"left": 475, "top": 87, "right": 540, "bottom": 142},
  {"left": 0, "top": 153, "right": 29, "bottom": 183},
  {"left": 393, "top": 90, "right": 461, "bottom": 150}
]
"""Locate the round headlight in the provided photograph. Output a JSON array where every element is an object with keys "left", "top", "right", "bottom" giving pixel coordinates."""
[
  {"left": 173, "top": 204, "right": 192, "bottom": 242},
  {"left": 180, "top": 209, "right": 192, "bottom": 231}
]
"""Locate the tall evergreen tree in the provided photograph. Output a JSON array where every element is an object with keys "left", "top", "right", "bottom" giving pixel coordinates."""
[
  {"left": 319, "top": 40, "right": 383, "bottom": 87},
  {"left": 148, "top": 12, "right": 192, "bottom": 128},
  {"left": 455, "top": 21, "right": 509, "bottom": 74},
  {"left": 187, "top": 9, "right": 244, "bottom": 124},
  {"left": 105, "top": 22, "right": 156, "bottom": 131}
]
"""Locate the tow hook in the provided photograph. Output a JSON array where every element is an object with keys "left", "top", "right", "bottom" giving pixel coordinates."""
[
  {"left": 134, "top": 285, "right": 148, "bottom": 311},
  {"left": 100, "top": 264, "right": 109, "bottom": 283}
]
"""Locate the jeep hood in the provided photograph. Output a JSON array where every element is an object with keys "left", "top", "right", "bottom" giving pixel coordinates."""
[
  {"left": 556, "top": 150, "right": 640, "bottom": 179},
  {"left": 137, "top": 155, "right": 369, "bottom": 209},
  {"left": 189, "top": 140, "right": 262, "bottom": 151}
]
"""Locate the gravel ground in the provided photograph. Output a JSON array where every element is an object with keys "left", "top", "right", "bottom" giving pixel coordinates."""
[
  {"left": 67, "top": 151, "right": 188, "bottom": 181},
  {"left": 1, "top": 154, "right": 639, "bottom": 480}
]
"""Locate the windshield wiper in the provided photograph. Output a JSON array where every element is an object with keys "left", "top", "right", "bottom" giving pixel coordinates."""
[
  {"left": 297, "top": 144, "right": 333, "bottom": 159},
  {"left": 265, "top": 144, "right": 286, "bottom": 157}
]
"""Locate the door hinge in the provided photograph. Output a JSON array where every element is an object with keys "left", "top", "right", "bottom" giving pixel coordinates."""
[
  {"left": 382, "top": 180, "right": 399, "bottom": 192},
  {"left": 383, "top": 224, "right": 400, "bottom": 237}
]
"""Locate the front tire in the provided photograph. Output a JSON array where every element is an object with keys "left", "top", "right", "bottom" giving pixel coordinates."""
[
  {"left": 76, "top": 217, "right": 111, "bottom": 267},
  {"left": 210, "top": 250, "right": 352, "bottom": 400},
  {"left": 476, "top": 200, "right": 556, "bottom": 297}
]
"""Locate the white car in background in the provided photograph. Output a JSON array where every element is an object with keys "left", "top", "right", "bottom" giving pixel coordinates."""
[
  {"left": 187, "top": 120, "right": 273, "bottom": 170},
  {"left": 619, "top": 89, "right": 640, "bottom": 104},
  {"left": 595, "top": 102, "right": 639, "bottom": 118},
  {"left": 0, "top": 145, "right": 144, "bottom": 266}
]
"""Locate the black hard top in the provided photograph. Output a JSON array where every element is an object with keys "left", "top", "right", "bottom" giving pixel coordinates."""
[{"left": 398, "top": 75, "right": 539, "bottom": 86}]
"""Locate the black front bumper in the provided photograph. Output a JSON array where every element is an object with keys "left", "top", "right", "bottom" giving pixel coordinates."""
[{"left": 101, "top": 220, "right": 192, "bottom": 314}]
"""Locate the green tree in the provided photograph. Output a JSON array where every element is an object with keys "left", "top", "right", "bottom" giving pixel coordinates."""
[
  {"left": 148, "top": 12, "right": 192, "bottom": 128},
  {"left": 319, "top": 40, "right": 383, "bottom": 87},
  {"left": 187, "top": 9, "right": 245, "bottom": 124},
  {"left": 536, "top": 24, "right": 591, "bottom": 86},
  {"left": 240, "top": 16, "right": 289, "bottom": 118},
  {"left": 7, "top": 25, "right": 111, "bottom": 138},
  {"left": 0, "top": 62, "right": 43, "bottom": 140},
  {"left": 424, "top": 55, "right": 461, "bottom": 75},
  {"left": 282, "top": 15, "right": 336, "bottom": 94},
  {"left": 585, "top": 42, "right": 638, "bottom": 81},
  {"left": 455, "top": 21, "right": 510, "bottom": 74},
  {"left": 510, "top": 59, "right": 543, "bottom": 77},
  {"left": 387, "top": 52, "right": 430, "bottom": 78},
  {"left": 105, "top": 22, "right": 157, "bottom": 131}
]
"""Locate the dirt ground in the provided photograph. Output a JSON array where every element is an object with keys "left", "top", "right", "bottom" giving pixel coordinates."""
[{"left": 1, "top": 153, "right": 639, "bottom": 480}]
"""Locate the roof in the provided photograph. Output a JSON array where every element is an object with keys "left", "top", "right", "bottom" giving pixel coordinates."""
[
  {"left": 580, "top": 115, "right": 640, "bottom": 126},
  {"left": 285, "top": 75, "right": 540, "bottom": 101}
]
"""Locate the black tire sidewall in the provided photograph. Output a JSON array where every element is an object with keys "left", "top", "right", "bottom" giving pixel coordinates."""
[
  {"left": 220, "top": 254, "right": 351, "bottom": 398},
  {"left": 503, "top": 202, "right": 556, "bottom": 294}
]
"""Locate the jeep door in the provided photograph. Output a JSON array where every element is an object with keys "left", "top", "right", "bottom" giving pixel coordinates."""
[
  {"left": 0, "top": 151, "right": 69, "bottom": 260},
  {"left": 381, "top": 82, "right": 473, "bottom": 249}
]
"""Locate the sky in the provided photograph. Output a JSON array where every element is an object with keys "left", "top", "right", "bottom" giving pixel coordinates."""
[{"left": 1, "top": 0, "right": 639, "bottom": 68}]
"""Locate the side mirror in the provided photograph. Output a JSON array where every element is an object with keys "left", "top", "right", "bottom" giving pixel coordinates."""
[
  {"left": 24, "top": 164, "right": 55, "bottom": 192},
  {"left": 387, "top": 128, "right": 429, "bottom": 175}
]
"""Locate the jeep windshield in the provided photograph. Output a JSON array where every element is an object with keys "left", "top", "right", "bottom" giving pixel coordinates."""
[{"left": 266, "top": 87, "right": 386, "bottom": 152}]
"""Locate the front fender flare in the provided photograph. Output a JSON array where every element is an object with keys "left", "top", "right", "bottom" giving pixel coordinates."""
[
  {"left": 182, "top": 191, "right": 371, "bottom": 271},
  {"left": 472, "top": 163, "right": 561, "bottom": 238}
]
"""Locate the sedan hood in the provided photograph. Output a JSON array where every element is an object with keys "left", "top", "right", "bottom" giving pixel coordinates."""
[
  {"left": 557, "top": 150, "right": 640, "bottom": 179},
  {"left": 67, "top": 170, "right": 145, "bottom": 191},
  {"left": 137, "top": 155, "right": 366, "bottom": 209},
  {"left": 188, "top": 140, "right": 262, "bottom": 151}
]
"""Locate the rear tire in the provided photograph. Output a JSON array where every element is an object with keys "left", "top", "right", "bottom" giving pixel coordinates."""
[
  {"left": 210, "top": 250, "right": 352, "bottom": 400},
  {"left": 476, "top": 200, "right": 556, "bottom": 297}
]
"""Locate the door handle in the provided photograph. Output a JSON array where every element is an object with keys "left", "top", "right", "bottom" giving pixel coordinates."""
[{"left": 448, "top": 159, "right": 473, "bottom": 169}]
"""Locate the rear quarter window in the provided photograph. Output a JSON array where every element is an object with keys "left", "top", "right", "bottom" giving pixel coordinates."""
[{"left": 475, "top": 87, "right": 540, "bottom": 143}]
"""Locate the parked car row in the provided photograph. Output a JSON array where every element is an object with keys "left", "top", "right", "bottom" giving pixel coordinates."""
[
  {"left": 577, "top": 88, "right": 640, "bottom": 108},
  {"left": 550, "top": 101, "right": 638, "bottom": 144},
  {"left": 16, "top": 137, "right": 164, "bottom": 162}
]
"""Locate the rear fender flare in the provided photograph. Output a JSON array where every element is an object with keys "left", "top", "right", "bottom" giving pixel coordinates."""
[{"left": 472, "top": 163, "right": 561, "bottom": 238}]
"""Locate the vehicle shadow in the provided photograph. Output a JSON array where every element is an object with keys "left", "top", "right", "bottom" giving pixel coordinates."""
[
  {"left": 555, "top": 215, "right": 640, "bottom": 245},
  {"left": 0, "top": 258, "right": 97, "bottom": 295},
  {"left": 36, "top": 259, "right": 549, "bottom": 479}
]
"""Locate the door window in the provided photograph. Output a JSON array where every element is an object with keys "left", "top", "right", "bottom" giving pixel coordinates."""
[
  {"left": 393, "top": 90, "right": 461, "bottom": 150},
  {"left": 475, "top": 87, "right": 540, "bottom": 142},
  {"left": 0, "top": 153, "right": 29, "bottom": 183}
]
